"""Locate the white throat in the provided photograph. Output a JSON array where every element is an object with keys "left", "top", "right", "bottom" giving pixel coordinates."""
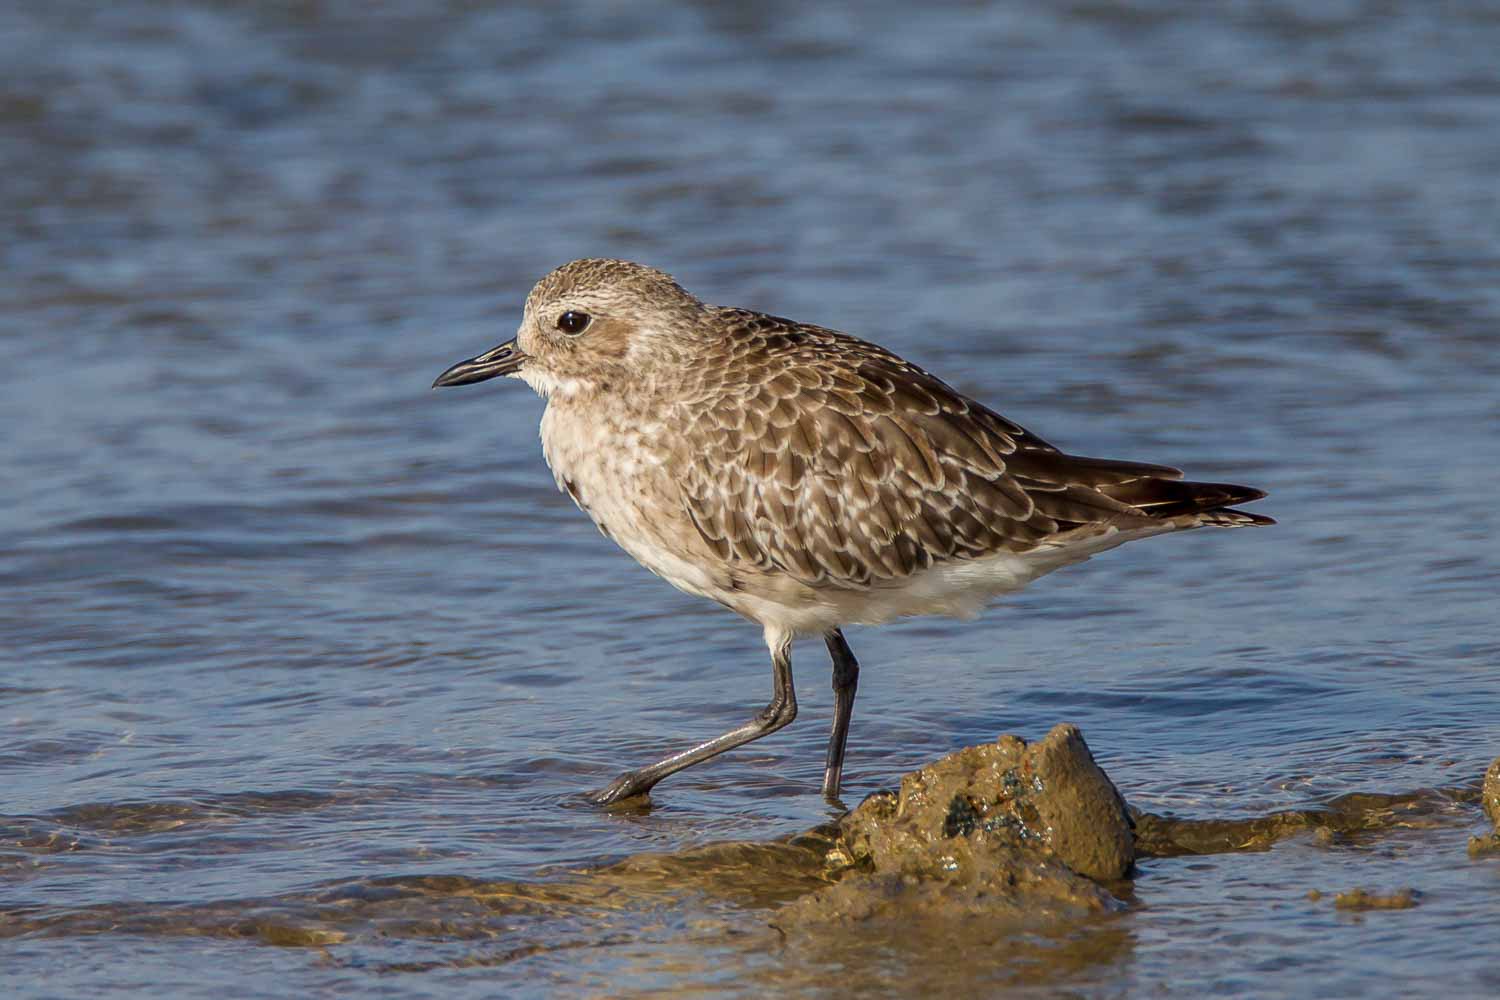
[{"left": 518, "top": 368, "right": 592, "bottom": 400}]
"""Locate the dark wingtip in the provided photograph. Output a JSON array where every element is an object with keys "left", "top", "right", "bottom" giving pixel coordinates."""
[
  {"left": 1100, "top": 477, "right": 1271, "bottom": 520},
  {"left": 1188, "top": 483, "right": 1274, "bottom": 526}
]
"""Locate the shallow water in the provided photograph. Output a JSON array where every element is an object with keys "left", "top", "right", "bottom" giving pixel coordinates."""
[{"left": 3, "top": 1, "right": 1499, "bottom": 996}]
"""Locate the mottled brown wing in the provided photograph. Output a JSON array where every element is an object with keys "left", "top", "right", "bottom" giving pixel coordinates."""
[{"left": 679, "top": 310, "right": 1205, "bottom": 589}]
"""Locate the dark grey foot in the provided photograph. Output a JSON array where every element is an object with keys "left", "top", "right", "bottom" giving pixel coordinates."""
[{"left": 584, "top": 771, "right": 655, "bottom": 806}]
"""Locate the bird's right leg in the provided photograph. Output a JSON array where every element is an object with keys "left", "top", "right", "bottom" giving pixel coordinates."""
[
  {"left": 585, "top": 626, "right": 798, "bottom": 806},
  {"left": 821, "top": 628, "right": 860, "bottom": 800}
]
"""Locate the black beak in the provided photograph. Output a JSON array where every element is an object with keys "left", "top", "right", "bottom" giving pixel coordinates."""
[{"left": 432, "top": 339, "right": 528, "bottom": 388}]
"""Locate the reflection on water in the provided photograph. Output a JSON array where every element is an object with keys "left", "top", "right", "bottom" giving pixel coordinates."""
[{"left": 3, "top": 0, "right": 1499, "bottom": 996}]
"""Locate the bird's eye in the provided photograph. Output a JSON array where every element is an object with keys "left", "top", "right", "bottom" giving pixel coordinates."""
[{"left": 556, "top": 311, "right": 592, "bottom": 335}]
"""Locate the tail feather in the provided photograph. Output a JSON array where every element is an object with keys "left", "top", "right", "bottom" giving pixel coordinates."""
[
  {"left": 1008, "top": 447, "right": 1274, "bottom": 529},
  {"left": 1199, "top": 506, "right": 1277, "bottom": 527},
  {"left": 1099, "top": 477, "right": 1274, "bottom": 525}
]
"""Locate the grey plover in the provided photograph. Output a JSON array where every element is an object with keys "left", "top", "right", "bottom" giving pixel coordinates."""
[{"left": 434, "top": 258, "right": 1272, "bottom": 805}]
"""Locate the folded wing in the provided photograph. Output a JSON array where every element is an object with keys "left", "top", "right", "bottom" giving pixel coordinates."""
[{"left": 680, "top": 312, "right": 1270, "bottom": 589}]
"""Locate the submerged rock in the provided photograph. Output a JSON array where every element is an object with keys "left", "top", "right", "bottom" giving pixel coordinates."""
[
  {"left": 1332, "top": 887, "right": 1418, "bottom": 910},
  {"left": 1136, "top": 787, "right": 1464, "bottom": 858},
  {"left": 778, "top": 724, "right": 1132, "bottom": 929},
  {"left": 776, "top": 843, "right": 1120, "bottom": 931}
]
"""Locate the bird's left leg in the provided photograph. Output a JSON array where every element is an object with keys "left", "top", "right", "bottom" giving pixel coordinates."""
[{"left": 585, "top": 626, "right": 798, "bottom": 805}]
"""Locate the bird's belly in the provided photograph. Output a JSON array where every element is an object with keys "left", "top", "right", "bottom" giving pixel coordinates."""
[{"left": 830, "top": 522, "right": 1175, "bottom": 626}]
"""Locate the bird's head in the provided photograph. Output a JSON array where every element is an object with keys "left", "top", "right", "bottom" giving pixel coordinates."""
[{"left": 432, "top": 258, "right": 705, "bottom": 399}]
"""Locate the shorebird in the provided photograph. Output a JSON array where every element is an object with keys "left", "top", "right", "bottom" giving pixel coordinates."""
[{"left": 434, "top": 258, "right": 1272, "bottom": 805}]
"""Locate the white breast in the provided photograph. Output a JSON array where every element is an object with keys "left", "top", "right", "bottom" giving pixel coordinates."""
[{"left": 539, "top": 400, "right": 731, "bottom": 605}]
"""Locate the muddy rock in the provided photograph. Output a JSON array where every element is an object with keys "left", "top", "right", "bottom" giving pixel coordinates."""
[
  {"left": 780, "top": 725, "right": 1132, "bottom": 930},
  {"left": 1481, "top": 757, "right": 1500, "bottom": 828},
  {"left": 833, "top": 723, "right": 1134, "bottom": 882},
  {"left": 1466, "top": 755, "right": 1500, "bottom": 857}
]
